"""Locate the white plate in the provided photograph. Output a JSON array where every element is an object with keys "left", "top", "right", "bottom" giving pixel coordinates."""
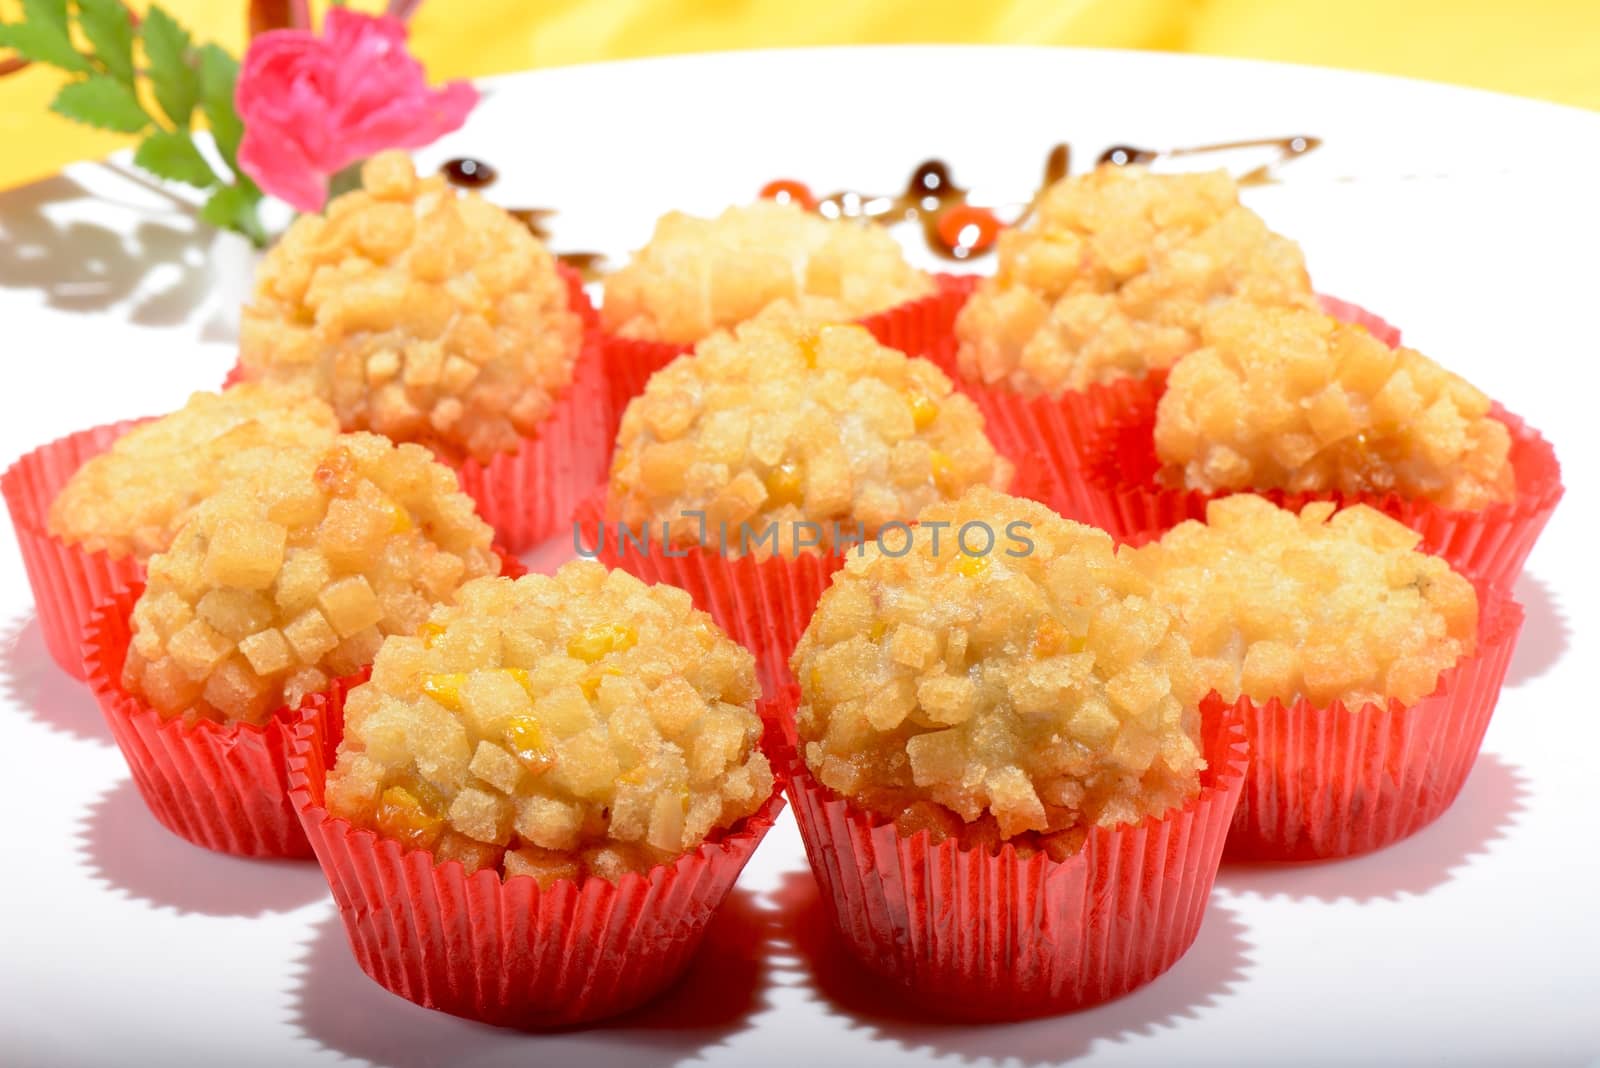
[{"left": 2, "top": 46, "right": 1598, "bottom": 1068}]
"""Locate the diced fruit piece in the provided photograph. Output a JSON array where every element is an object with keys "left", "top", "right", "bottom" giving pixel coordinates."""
[
  {"left": 238, "top": 628, "right": 293, "bottom": 675},
  {"left": 375, "top": 786, "right": 444, "bottom": 851},
  {"left": 318, "top": 575, "right": 384, "bottom": 637},
  {"left": 503, "top": 715, "right": 555, "bottom": 772},
  {"left": 566, "top": 622, "right": 637, "bottom": 662},
  {"left": 202, "top": 518, "right": 285, "bottom": 590}
]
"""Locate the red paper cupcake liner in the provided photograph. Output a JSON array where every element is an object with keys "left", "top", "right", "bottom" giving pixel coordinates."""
[
  {"left": 600, "top": 273, "right": 980, "bottom": 434},
  {"left": 571, "top": 492, "right": 845, "bottom": 696},
  {"left": 79, "top": 552, "right": 526, "bottom": 858},
  {"left": 779, "top": 687, "right": 1248, "bottom": 1020},
  {"left": 923, "top": 295, "right": 1402, "bottom": 526},
  {"left": 1076, "top": 398, "right": 1562, "bottom": 591},
  {"left": 223, "top": 267, "right": 607, "bottom": 556},
  {"left": 286, "top": 674, "right": 786, "bottom": 1029},
  {"left": 597, "top": 336, "right": 687, "bottom": 437},
  {"left": 1220, "top": 579, "right": 1523, "bottom": 861},
  {"left": 857, "top": 272, "right": 981, "bottom": 360},
  {"left": 84, "top": 583, "right": 314, "bottom": 858},
  {"left": 4, "top": 419, "right": 150, "bottom": 679},
  {"left": 1314, "top": 293, "right": 1401, "bottom": 346}
]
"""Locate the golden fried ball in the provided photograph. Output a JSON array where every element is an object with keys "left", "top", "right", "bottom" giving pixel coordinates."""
[
  {"left": 325, "top": 562, "right": 773, "bottom": 881},
  {"left": 123, "top": 433, "right": 499, "bottom": 725},
  {"left": 601, "top": 199, "right": 934, "bottom": 344},
  {"left": 791, "top": 487, "right": 1205, "bottom": 858},
  {"left": 48, "top": 383, "right": 339, "bottom": 562},
  {"left": 608, "top": 318, "right": 1013, "bottom": 556},
  {"left": 1155, "top": 304, "right": 1515, "bottom": 509},
  {"left": 239, "top": 151, "right": 583, "bottom": 463},
  {"left": 1129, "top": 495, "right": 1478, "bottom": 710},
  {"left": 955, "top": 165, "right": 1315, "bottom": 396}
]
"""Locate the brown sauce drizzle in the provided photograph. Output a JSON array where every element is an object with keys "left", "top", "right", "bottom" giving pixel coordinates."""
[
  {"left": 811, "top": 159, "right": 1000, "bottom": 260},
  {"left": 794, "top": 134, "right": 1320, "bottom": 261},
  {"left": 441, "top": 157, "right": 498, "bottom": 188},
  {"left": 440, "top": 136, "right": 1320, "bottom": 274},
  {"left": 1096, "top": 135, "right": 1322, "bottom": 187}
]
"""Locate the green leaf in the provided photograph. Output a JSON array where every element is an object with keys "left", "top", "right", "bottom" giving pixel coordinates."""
[
  {"left": 198, "top": 182, "right": 245, "bottom": 227},
  {"left": 50, "top": 74, "right": 149, "bottom": 132},
  {"left": 133, "top": 129, "right": 216, "bottom": 187},
  {"left": 0, "top": 20, "right": 94, "bottom": 73},
  {"left": 197, "top": 43, "right": 243, "bottom": 172},
  {"left": 77, "top": 0, "right": 136, "bottom": 85},
  {"left": 201, "top": 182, "right": 267, "bottom": 246},
  {"left": 22, "top": 0, "right": 70, "bottom": 35},
  {"left": 141, "top": 5, "right": 199, "bottom": 126}
]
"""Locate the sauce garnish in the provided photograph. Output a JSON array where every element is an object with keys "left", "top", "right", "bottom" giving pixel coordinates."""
[
  {"left": 441, "top": 157, "right": 497, "bottom": 188},
  {"left": 767, "top": 135, "right": 1321, "bottom": 260},
  {"left": 441, "top": 136, "right": 1322, "bottom": 274}
]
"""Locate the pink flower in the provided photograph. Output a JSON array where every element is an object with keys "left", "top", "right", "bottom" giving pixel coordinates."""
[{"left": 236, "top": 8, "right": 478, "bottom": 213}]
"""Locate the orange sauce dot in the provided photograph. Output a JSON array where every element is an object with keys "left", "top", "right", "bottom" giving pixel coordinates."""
[
  {"left": 759, "top": 178, "right": 817, "bottom": 211},
  {"left": 936, "top": 204, "right": 1003, "bottom": 258}
]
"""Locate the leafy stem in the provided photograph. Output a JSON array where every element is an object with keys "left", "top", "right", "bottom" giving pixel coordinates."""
[{"left": 0, "top": 0, "right": 268, "bottom": 246}]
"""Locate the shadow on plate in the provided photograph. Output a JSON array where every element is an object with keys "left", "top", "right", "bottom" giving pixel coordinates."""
[
  {"left": 1217, "top": 752, "right": 1528, "bottom": 904},
  {"left": 76, "top": 779, "right": 328, "bottom": 917},
  {"left": 289, "top": 886, "right": 775, "bottom": 1067},
  {"left": 770, "top": 871, "right": 1253, "bottom": 1066},
  {"left": 0, "top": 613, "right": 114, "bottom": 747},
  {"left": 0, "top": 169, "right": 214, "bottom": 328},
  {"left": 1505, "top": 572, "right": 1568, "bottom": 688}
]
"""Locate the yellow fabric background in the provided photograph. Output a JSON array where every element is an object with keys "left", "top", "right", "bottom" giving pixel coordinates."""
[{"left": 1, "top": 0, "right": 1595, "bottom": 190}]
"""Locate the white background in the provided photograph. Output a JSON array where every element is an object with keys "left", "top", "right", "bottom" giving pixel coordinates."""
[{"left": 1, "top": 47, "right": 1597, "bottom": 1067}]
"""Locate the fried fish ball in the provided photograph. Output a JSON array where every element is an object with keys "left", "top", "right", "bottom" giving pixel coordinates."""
[
  {"left": 240, "top": 151, "right": 583, "bottom": 464},
  {"left": 955, "top": 165, "right": 1315, "bottom": 396},
  {"left": 1155, "top": 304, "right": 1515, "bottom": 509},
  {"left": 608, "top": 318, "right": 1013, "bottom": 555},
  {"left": 790, "top": 487, "right": 1205, "bottom": 857},
  {"left": 1129, "top": 495, "right": 1478, "bottom": 710},
  {"left": 122, "top": 433, "right": 499, "bottom": 725},
  {"left": 47, "top": 383, "right": 339, "bottom": 561},
  {"left": 601, "top": 199, "right": 934, "bottom": 344},
  {"left": 324, "top": 562, "right": 773, "bottom": 881}
]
